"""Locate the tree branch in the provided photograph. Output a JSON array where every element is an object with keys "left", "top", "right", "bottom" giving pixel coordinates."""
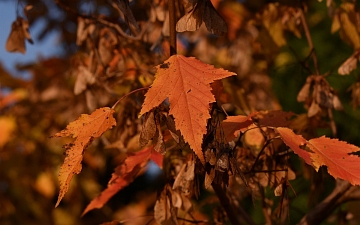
[
  {"left": 297, "top": 180, "right": 360, "bottom": 225},
  {"left": 168, "top": 0, "right": 177, "bottom": 55},
  {"left": 299, "top": 7, "right": 320, "bottom": 75},
  {"left": 212, "top": 183, "right": 256, "bottom": 225}
]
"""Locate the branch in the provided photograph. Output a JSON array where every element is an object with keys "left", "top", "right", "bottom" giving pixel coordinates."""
[
  {"left": 211, "top": 183, "right": 256, "bottom": 225},
  {"left": 299, "top": 7, "right": 320, "bottom": 75},
  {"left": 168, "top": 0, "right": 177, "bottom": 55},
  {"left": 54, "top": 0, "right": 149, "bottom": 41},
  {"left": 297, "top": 180, "right": 360, "bottom": 225}
]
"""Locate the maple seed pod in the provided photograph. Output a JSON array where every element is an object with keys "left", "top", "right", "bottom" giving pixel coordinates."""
[
  {"left": 216, "top": 153, "right": 229, "bottom": 172},
  {"left": 297, "top": 82, "right": 311, "bottom": 102},
  {"left": 6, "top": 17, "right": 33, "bottom": 54},
  {"left": 307, "top": 101, "right": 321, "bottom": 117},
  {"left": 332, "top": 95, "right": 343, "bottom": 110}
]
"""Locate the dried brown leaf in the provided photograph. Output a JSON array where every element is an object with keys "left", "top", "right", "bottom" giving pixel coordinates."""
[
  {"left": 338, "top": 52, "right": 359, "bottom": 75},
  {"left": 154, "top": 185, "right": 178, "bottom": 225},
  {"left": 139, "top": 111, "right": 157, "bottom": 147},
  {"left": 204, "top": 168, "right": 215, "bottom": 189},
  {"left": 6, "top": 17, "right": 33, "bottom": 54}
]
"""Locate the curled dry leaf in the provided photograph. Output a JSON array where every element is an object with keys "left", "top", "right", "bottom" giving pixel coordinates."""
[
  {"left": 153, "top": 122, "right": 166, "bottom": 154},
  {"left": 154, "top": 184, "right": 178, "bottom": 225},
  {"left": 274, "top": 182, "right": 284, "bottom": 197},
  {"left": 204, "top": 168, "right": 215, "bottom": 189},
  {"left": 205, "top": 148, "right": 216, "bottom": 166},
  {"left": 307, "top": 101, "right": 321, "bottom": 117},
  {"left": 52, "top": 107, "right": 116, "bottom": 207},
  {"left": 140, "top": 55, "right": 235, "bottom": 164},
  {"left": 278, "top": 127, "right": 360, "bottom": 185},
  {"left": 338, "top": 3, "right": 360, "bottom": 49},
  {"left": 164, "top": 114, "right": 180, "bottom": 143},
  {"left": 6, "top": 17, "right": 33, "bottom": 54},
  {"left": 338, "top": 51, "right": 359, "bottom": 75},
  {"left": 298, "top": 75, "right": 343, "bottom": 117},
  {"left": 176, "top": 0, "right": 228, "bottom": 35},
  {"left": 113, "top": 0, "right": 140, "bottom": 33},
  {"left": 139, "top": 111, "right": 157, "bottom": 147},
  {"left": 74, "top": 65, "right": 96, "bottom": 95},
  {"left": 297, "top": 77, "right": 312, "bottom": 102},
  {"left": 173, "top": 157, "right": 195, "bottom": 196},
  {"left": 76, "top": 17, "right": 96, "bottom": 46}
]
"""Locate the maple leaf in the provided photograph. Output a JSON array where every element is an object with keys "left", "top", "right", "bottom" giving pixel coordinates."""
[
  {"left": 52, "top": 107, "right": 116, "bottom": 207},
  {"left": 82, "top": 146, "right": 163, "bottom": 215},
  {"left": 221, "top": 114, "right": 254, "bottom": 141},
  {"left": 140, "top": 55, "right": 235, "bottom": 164},
  {"left": 222, "top": 111, "right": 295, "bottom": 141},
  {"left": 277, "top": 127, "right": 360, "bottom": 185}
]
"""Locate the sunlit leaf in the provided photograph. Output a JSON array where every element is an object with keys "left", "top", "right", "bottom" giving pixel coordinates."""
[
  {"left": 52, "top": 107, "right": 116, "bottom": 207},
  {"left": 278, "top": 127, "right": 360, "bottom": 185},
  {"left": 140, "top": 55, "right": 235, "bottom": 163}
]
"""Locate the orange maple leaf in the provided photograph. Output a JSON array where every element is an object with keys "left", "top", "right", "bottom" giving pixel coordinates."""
[
  {"left": 140, "top": 55, "right": 235, "bottom": 163},
  {"left": 82, "top": 146, "right": 163, "bottom": 215},
  {"left": 222, "top": 110, "right": 295, "bottom": 141},
  {"left": 277, "top": 127, "right": 360, "bottom": 185},
  {"left": 221, "top": 115, "right": 254, "bottom": 141},
  {"left": 52, "top": 107, "right": 116, "bottom": 207}
]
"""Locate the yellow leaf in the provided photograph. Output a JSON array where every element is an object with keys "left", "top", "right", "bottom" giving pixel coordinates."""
[
  {"left": 0, "top": 116, "right": 16, "bottom": 148},
  {"left": 52, "top": 107, "right": 116, "bottom": 207}
]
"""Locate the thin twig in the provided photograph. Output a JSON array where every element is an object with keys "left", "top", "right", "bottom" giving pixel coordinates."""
[
  {"left": 211, "top": 183, "right": 243, "bottom": 225},
  {"left": 249, "top": 138, "right": 274, "bottom": 172},
  {"left": 111, "top": 87, "right": 149, "bottom": 109},
  {"left": 168, "top": 0, "right": 177, "bottom": 55},
  {"left": 54, "top": 0, "right": 149, "bottom": 41},
  {"left": 299, "top": 7, "right": 320, "bottom": 75},
  {"left": 297, "top": 180, "right": 353, "bottom": 225}
]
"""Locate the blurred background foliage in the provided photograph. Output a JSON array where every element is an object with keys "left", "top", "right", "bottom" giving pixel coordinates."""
[{"left": 1, "top": 0, "right": 360, "bottom": 224}]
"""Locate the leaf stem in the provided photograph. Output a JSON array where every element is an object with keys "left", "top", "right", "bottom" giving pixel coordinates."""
[
  {"left": 111, "top": 87, "right": 149, "bottom": 109},
  {"left": 299, "top": 6, "right": 320, "bottom": 75},
  {"left": 168, "top": 0, "right": 177, "bottom": 55}
]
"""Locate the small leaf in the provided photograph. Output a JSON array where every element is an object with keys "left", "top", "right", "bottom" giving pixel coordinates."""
[
  {"left": 52, "top": 107, "right": 116, "bottom": 207},
  {"left": 154, "top": 185, "right": 178, "bottom": 225},
  {"left": 204, "top": 168, "right": 215, "bottom": 189},
  {"left": 176, "top": 0, "right": 228, "bottom": 35},
  {"left": 339, "top": 3, "right": 360, "bottom": 48},
  {"left": 6, "top": 17, "right": 33, "bottom": 54},
  {"left": 221, "top": 115, "right": 253, "bottom": 141},
  {"left": 74, "top": 65, "right": 96, "bottom": 95},
  {"left": 139, "top": 111, "right": 157, "bottom": 147},
  {"left": 297, "top": 79, "right": 311, "bottom": 102},
  {"left": 338, "top": 51, "right": 359, "bottom": 75}
]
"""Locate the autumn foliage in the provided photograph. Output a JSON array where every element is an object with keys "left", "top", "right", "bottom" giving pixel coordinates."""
[{"left": 2, "top": 0, "right": 360, "bottom": 225}]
